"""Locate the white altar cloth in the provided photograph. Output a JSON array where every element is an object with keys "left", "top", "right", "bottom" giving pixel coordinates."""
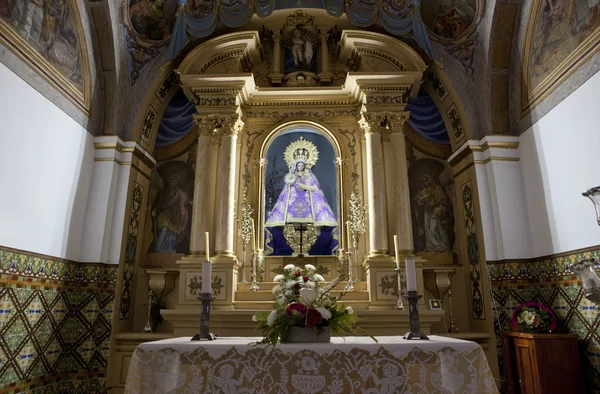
[{"left": 124, "top": 336, "right": 498, "bottom": 393}]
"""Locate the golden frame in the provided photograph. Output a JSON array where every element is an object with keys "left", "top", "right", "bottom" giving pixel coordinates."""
[
  {"left": 0, "top": 0, "right": 91, "bottom": 116},
  {"left": 521, "top": 0, "right": 600, "bottom": 116},
  {"left": 257, "top": 120, "right": 346, "bottom": 254}
]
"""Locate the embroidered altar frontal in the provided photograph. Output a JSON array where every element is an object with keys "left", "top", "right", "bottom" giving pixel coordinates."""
[{"left": 125, "top": 336, "right": 497, "bottom": 393}]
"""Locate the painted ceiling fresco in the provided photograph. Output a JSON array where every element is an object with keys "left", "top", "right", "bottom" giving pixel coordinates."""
[
  {"left": 122, "top": 0, "right": 485, "bottom": 84},
  {"left": 0, "top": 0, "right": 89, "bottom": 112},
  {"left": 523, "top": 0, "right": 600, "bottom": 114}
]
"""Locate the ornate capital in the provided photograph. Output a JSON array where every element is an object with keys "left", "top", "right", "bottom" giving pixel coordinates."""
[
  {"left": 194, "top": 115, "right": 220, "bottom": 137},
  {"left": 387, "top": 112, "right": 410, "bottom": 134},
  {"left": 358, "top": 113, "right": 386, "bottom": 135},
  {"left": 194, "top": 114, "right": 245, "bottom": 137},
  {"left": 219, "top": 115, "right": 245, "bottom": 137}
]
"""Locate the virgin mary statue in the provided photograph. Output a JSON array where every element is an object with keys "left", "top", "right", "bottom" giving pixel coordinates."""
[{"left": 265, "top": 137, "right": 338, "bottom": 255}]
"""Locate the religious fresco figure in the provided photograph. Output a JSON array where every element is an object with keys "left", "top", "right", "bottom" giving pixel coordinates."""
[
  {"left": 265, "top": 136, "right": 338, "bottom": 256},
  {"left": 149, "top": 161, "right": 194, "bottom": 254},
  {"left": 409, "top": 159, "right": 455, "bottom": 253},
  {"left": 2, "top": 0, "right": 83, "bottom": 87},
  {"left": 423, "top": 0, "right": 476, "bottom": 39}
]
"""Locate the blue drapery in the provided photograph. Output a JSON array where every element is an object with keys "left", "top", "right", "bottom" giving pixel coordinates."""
[
  {"left": 154, "top": 89, "right": 449, "bottom": 148},
  {"left": 166, "top": 0, "right": 434, "bottom": 61},
  {"left": 155, "top": 90, "right": 197, "bottom": 148},
  {"left": 406, "top": 90, "right": 450, "bottom": 145}
]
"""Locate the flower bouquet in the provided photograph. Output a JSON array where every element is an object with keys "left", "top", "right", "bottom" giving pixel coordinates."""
[
  {"left": 511, "top": 302, "right": 557, "bottom": 333},
  {"left": 252, "top": 263, "right": 376, "bottom": 345}
]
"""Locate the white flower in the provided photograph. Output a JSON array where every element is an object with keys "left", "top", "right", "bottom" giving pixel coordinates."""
[
  {"left": 272, "top": 285, "right": 281, "bottom": 295},
  {"left": 305, "top": 281, "right": 316, "bottom": 288},
  {"left": 299, "top": 288, "right": 318, "bottom": 303},
  {"left": 284, "top": 264, "right": 295, "bottom": 270},
  {"left": 304, "top": 264, "right": 316, "bottom": 271},
  {"left": 277, "top": 296, "right": 287, "bottom": 305},
  {"left": 285, "top": 281, "right": 296, "bottom": 289},
  {"left": 273, "top": 275, "right": 284, "bottom": 282},
  {"left": 345, "top": 306, "right": 354, "bottom": 315},
  {"left": 267, "top": 310, "right": 278, "bottom": 326},
  {"left": 313, "top": 274, "right": 325, "bottom": 282},
  {"left": 317, "top": 307, "right": 332, "bottom": 320},
  {"left": 252, "top": 315, "right": 258, "bottom": 322}
]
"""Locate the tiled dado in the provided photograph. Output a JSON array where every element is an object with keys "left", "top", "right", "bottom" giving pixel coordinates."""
[
  {"left": 0, "top": 246, "right": 117, "bottom": 393},
  {"left": 488, "top": 245, "right": 600, "bottom": 392}
]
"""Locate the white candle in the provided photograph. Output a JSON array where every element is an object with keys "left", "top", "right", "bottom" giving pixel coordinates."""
[
  {"left": 202, "top": 261, "right": 212, "bottom": 294},
  {"left": 393, "top": 235, "right": 400, "bottom": 270},
  {"left": 205, "top": 232, "right": 210, "bottom": 262},
  {"left": 250, "top": 218, "right": 256, "bottom": 251},
  {"left": 346, "top": 221, "right": 352, "bottom": 250},
  {"left": 405, "top": 257, "right": 417, "bottom": 292}
]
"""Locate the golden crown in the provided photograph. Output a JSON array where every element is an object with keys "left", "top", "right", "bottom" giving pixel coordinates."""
[{"left": 284, "top": 137, "right": 319, "bottom": 169}]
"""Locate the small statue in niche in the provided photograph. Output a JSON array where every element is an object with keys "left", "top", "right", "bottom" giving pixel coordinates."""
[
  {"left": 291, "top": 29, "right": 305, "bottom": 65},
  {"left": 291, "top": 28, "right": 314, "bottom": 66}
]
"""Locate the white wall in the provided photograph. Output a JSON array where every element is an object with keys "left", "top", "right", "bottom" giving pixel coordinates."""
[
  {"left": 0, "top": 62, "right": 94, "bottom": 260},
  {"left": 521, "top": 71, "right": 600, "bottom": 256}
]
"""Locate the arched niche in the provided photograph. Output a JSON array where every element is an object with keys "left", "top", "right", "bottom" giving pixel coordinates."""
[{"left": 258, "top": 121, "right": 344, "bottom": 257}]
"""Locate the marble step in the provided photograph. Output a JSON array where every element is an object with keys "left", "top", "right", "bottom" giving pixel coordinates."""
[
  {"left": 235, "top": 289, "right": 370, "bottom": 302},
  {"left": 237, "top": 281, "right": 367, "bottom": 292},
  {"left": 232, "top": 300, "right": 371, "bottom": 311}
]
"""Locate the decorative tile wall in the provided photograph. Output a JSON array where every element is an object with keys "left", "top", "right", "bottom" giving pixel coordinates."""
[
  {"left": 488, "top": 246, "right": 600, "bottom": 392},
  {"left": 0, "top": 246, "right": 117, "bottom": 393}
]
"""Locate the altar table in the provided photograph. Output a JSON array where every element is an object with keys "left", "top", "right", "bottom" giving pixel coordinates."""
[{"left": 124, "top": 336, "right": 498, "bottom": 393}]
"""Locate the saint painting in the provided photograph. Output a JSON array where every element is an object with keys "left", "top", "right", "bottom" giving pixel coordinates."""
[{"left": 265, "top": 136, "right": 338, "bottom": 256}]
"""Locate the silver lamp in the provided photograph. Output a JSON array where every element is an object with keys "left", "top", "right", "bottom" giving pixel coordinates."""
[{"left": 571, "top": 187, "right": 600, "bottom": 304}]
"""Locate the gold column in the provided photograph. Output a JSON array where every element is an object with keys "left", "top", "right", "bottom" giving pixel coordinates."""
[
  {"left": 318, "top": 31, "right": 333, "bottom": 83},
  {"left": 358, "top": 113, "right": 389, "bottom": 256},
  {"left": 189, "top": 116, "right": 217, "bottom": 255},
  {"left": 388, "top": 112, "right": 413, "bottom": 252},
  {"left": 215, "top": 115, "right": 245, "bottom": 256}
]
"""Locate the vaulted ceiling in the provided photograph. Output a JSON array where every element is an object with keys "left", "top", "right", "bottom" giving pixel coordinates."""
[{"left": 4, "top": 0, "right": 596, "bottom": 145}]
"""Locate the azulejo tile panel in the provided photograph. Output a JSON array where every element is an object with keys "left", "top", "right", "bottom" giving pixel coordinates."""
[
  {"left": 488, "top": 246, "right": 600, "bottom": 392},
  {"left": 0, "top": 246, "right": 117, "bottom": 393}
]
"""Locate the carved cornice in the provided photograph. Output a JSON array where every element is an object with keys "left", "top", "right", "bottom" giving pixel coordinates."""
[
  {"left": 354, "top": 47, "right": 408, "bottom": 71},
  {"left": 244, "top": 108, "right": 359, "bottom": 119},
  {"left": 198, "top": 49, "right": 254, "bottom": 74}
]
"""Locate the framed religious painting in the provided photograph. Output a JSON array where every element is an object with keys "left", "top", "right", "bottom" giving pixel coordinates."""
[
  {"left": 0, "top": 0, "right": 91, "bottom": 115},
  {"left": 522, "top": 0, "right": 600, "bottom": 115}
]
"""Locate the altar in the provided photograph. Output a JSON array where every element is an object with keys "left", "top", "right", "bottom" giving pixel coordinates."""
[{"left": 124, "top": 336, "right": 498, "bottom": 393}]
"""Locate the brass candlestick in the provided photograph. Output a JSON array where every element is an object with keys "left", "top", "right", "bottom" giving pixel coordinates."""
[
  {"left": 344, "top": 249, "right": 355, "bottom": 291},
  {"left": 394, "top": 268, "right": 405, "bottom": 310}
]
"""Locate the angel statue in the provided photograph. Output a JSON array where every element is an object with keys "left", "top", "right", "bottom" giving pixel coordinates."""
[
  {"left": 265, "top": 137, "right": 338, "bottom": 256},
  {"left": 291, "top": 28, "right": 314, "bottom": 66}
]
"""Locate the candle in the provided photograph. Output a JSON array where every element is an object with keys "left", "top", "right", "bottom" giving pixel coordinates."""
[
  {"left": 202, "top": 260, "right": 212, "bottom": 294},
  {"left": 346, "top": 221, "right": 352, "bottom": 250},
  {"left": 393, "top": 235, "right": 400, "bottom": 270},
  {"left": 205, "top": 232, "right": 210, "bottom": 262},
  {"left": 250, "top": 218, "right": 256, "bottom": 251},
  {"left": 405, "top": 257, "right": 417, "bottom": 292}
]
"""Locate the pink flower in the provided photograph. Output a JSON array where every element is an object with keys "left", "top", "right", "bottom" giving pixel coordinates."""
[
  {"left": 306, "top": 308, "right": 323, "bottom": 327},
  {"left": 285, "top": 302, "right": 307, "bottom": 316}
]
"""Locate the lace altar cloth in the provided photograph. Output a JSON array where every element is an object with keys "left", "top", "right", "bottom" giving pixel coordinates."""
[{"left": 124, "top": 336, "right": 498, "bottom": 393}]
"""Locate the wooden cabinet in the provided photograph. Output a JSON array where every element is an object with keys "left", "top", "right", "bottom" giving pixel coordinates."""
[{"left": 502, "top": 332, "right": 585, "bottom": 394}]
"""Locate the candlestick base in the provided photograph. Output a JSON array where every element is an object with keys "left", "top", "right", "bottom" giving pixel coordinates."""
[
  {"left": 403, "top": 331, "right": 429, "bottom": 340},
  {"left": 192, "top": 292, "right": 217, "bottom": 341},
  {"left": 402, "top": 290, "right": 429, "bottom": 340},
  {"left": 192, "top": 332, "right": 217, "bottom": 341}
]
